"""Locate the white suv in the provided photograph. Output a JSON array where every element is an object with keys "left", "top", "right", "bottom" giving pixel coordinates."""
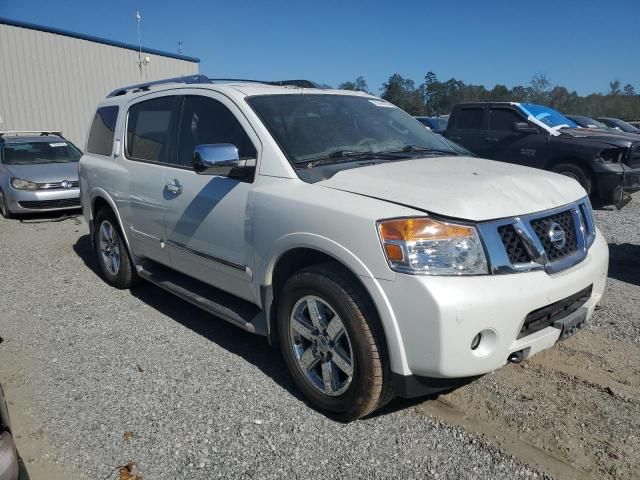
[{"left": 79, "top": 75, "right": 608, "bottom": 420}]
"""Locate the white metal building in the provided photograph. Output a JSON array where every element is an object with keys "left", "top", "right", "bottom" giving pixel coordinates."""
[{"left": 0, "top": 17, "right": 199, "bottom": 146}]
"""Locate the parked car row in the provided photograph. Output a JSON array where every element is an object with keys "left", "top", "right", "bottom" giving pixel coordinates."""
[{"left": 74, "top": 75, "right": 609, "bottom": 420}]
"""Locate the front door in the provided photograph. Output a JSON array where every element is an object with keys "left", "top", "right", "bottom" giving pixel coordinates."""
[{"left": 163, "top": 93, "right": 259, "bottom": 303}]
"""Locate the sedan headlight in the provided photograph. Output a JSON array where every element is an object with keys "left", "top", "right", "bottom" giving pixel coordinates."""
[
  {"left": 10, "top": 177, "right": 39, "bottom": 190},
  {"left": 377, "top": 217, "right": 488, "bottom": 275}
]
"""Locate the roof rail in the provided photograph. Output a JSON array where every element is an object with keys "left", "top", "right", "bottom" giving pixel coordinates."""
[
  {"left": 107, "top": 76, "right": 320, "bottom": 98},
  {"left": 107, "top": 74, "right": 211, "bottom": 97},
  {"left": 0, "top": 130, "right": 62, "bottom": 138}
]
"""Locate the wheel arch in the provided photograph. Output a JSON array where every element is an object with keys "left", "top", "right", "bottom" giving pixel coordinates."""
[
  {"left": 258, "top": 234, "right": 409, "bottom": 374},
  {"left": 89, "top": 189, "right": 133, "bottom": 253},
  {"left": 545, "top": 156, "right": 596, "bottom": 192}
]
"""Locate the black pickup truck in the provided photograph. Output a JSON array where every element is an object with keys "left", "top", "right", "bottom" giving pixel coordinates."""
[{"left": 444, "top": 102, "right": 640, "bottom": 206}]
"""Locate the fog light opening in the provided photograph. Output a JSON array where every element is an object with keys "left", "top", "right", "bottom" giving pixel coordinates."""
[
  {"left": 470, "top": 329, "right": 498, "bottom": 358},
  {"left": 471, "top": 333, "right": 482, "bottom": 350}
]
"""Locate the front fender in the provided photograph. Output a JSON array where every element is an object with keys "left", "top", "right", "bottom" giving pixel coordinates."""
[{"left": 257, "top": 232, "right": 410, "bottom": 374}]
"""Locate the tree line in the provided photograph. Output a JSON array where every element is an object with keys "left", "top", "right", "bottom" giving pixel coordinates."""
[{"left": 338, "top": 73, "right": 640, "bottom": 120}]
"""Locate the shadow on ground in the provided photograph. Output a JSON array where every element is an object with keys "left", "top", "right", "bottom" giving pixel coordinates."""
[
  {"left": 608, "top": 242, "right": 640, "bottom": 287},
  {"left": 72, "top": 234, "right": 302, "bottom": 405}
]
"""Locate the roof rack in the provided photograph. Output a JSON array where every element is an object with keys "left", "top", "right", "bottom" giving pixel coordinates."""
[
  {"left": 0, "top": 130, "right": 63, "bottom": 138},
  {"left": 107, "top": 75, "right": 320, "bottom": 97}
]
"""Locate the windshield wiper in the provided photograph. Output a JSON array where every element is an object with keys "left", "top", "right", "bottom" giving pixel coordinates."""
[
  {"left": 296, "top": 150, "right": 400, "bottom": 168},
  {"left": 380, "top": 145, "right": 457, "bottom": 156}
]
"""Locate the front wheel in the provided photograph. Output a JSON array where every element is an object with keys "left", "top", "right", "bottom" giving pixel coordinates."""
[
  {"left": 277, "top": 264, "right": 392, "bottom": 421},
  {"left": 551, "top": 163, "right": 592, "bottom": 195},
  {"left": 94, "top": 210, "right": 138, "bottom": 289},
  {"left": 0, "top": 190, "right": 13, "bottom": 219}
]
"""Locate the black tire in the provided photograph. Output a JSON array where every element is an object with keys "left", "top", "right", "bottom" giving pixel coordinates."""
[
  {"left": 551, "top": 162, "right": 593, "bottom": 194},
  {"left": 277, "top": 264, "right": 392, "bottom": 421},
  {"left": 0, "top": 190, "right": 13, "bottom": 219},
  {"left": 94, "top": 209, "right": 139, "bottom": 289}
]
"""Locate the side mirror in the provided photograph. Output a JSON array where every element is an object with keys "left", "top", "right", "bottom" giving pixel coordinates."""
[
  {"left": 193, "top": 144, "right": 252, "bottom": 179},
  {"left": 512, "top": 122, "right": 538, "bottom": 134}
]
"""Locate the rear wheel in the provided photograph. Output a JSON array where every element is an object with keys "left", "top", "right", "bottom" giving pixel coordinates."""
[
  {"left": 277, "top": 264, "right": 392, "bottom": 421},
  {"left": 0, "top": 190, "right": 13, "bottom": 219},
  {"left": 94, "top": 209, "right": 138, "bottom": 289},
  {"left": 551, "top": 163, "right": 593, "bottom": 194}
]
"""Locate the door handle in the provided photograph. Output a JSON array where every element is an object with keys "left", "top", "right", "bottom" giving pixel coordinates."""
[
  {"left": 165, "top": 180, "right": 183, "bottom": 194},
  {"left": 485, "top": 137, "right": 499, "bottom": 142}
]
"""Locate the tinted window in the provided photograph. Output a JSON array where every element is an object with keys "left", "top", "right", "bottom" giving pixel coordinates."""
[
  {"left": 127, "top": 96, "right": 179, "bottom": 163},
  {"left": 3, "top": 141, "right": 82, "bottom": 165},
  {"left": 87, "top": 106, "right": 118, "bottom": 155},
  {"left": 489, "top": 108, "right": 523, "bottom": 131},
  {"left": 177, "top": 96, "right": 256, "bottom": 167},
  {"left": 456, "top": 108, "right": 484, "bottom": 130}
]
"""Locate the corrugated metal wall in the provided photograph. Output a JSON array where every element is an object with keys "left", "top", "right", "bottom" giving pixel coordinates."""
[{"left": 0, "top": 23, "right": 198, "bottom": 146}]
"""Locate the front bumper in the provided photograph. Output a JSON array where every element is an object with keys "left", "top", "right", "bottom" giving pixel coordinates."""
[
  {"left": 378, "top": 231, "right": 608, "bottom": 385},
  {"left": 4, "top": 187, "right": 80, "bottom": 213},
  {"left": 594, "top": 165, "right": 640, "bottom": 199}
]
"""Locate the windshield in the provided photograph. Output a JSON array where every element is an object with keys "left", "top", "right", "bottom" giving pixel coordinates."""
[
  {"left": 431, "top": 118, "right": 448, "bottom": 130},
  {"left": 571, "top": 116, "right": 607, "bottom": 129},
  {"left": 519, "top": 103, "right": 577, "bottom": 129},
  {"left": 247, "top": 94, "right": 455, "bottom": 165},
  {"left": 611, "top": 118, "right": 640, "bottom": 133},
  {"left": 2, "top": 141, "right": 82, "bottom": 165}
]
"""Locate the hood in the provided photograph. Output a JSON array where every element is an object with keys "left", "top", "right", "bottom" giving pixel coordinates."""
[
  {"left": 558, "top": 128, "right": 639, "bottom": 147},
  {"left": 5, "top": 162, "right": 79, "bottom": 183},
  {"left": 315, "top": 156, "right": 586, "bottom": 221}
]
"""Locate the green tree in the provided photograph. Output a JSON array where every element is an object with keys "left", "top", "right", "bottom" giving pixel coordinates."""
[
  {"left": 609, "top": 80, "right": 622, "bottom": 95},
  {"left": 529, "top": 73, "right": 551, "bottom": 104},
  {"left": 623, "top": 83, "right": 636, "bottom": 96},
  {"left": 339, "top": 76, "right": 369, "bottom": 93},
  {"left": 380, "top": 74, "right": 425, "bottom": 115}
]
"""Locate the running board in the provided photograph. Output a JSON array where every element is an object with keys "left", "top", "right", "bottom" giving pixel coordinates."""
[{"left": 137, "top": 264, "right": 267, "bottom": 336}]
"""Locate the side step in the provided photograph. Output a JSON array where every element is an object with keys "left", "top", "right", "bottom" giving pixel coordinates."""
[{"left": 137, "top": 264, "right": 267, "bottom": 336}]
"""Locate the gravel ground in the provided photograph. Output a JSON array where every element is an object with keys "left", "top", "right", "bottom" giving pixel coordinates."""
[{"left": 0, "top": 193, "right": 638, "bottom": 480}]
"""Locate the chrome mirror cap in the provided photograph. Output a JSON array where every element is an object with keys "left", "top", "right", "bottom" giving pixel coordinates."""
[{"left": 193, "top": 144, "right": 240, "bottom": 176}]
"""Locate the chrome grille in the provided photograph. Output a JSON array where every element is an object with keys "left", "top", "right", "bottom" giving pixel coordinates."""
[
  {"left": 530, "top": 210, "right": 578, "bottom": 261},
  {"left": 498, "top": 225, "right": 531, "bottom": 264},
  {"left": 37, "top": 180, "right": 79, "bottom": 190},
  {"left": 478, "top": 198, "right": 595, "bottom": 275}
]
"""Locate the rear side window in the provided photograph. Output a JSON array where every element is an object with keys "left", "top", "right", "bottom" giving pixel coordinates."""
[
  {"left": 489, "top": 108, "right": 523, "bottom": 131},
  {"left": 126, "top": 96, "right": 179, "bottom": 163},
  {"left": 87, "top": 106, "right": 119, "bottom": 156},
  {"left": 456, "top": 108, "right": 484, "bottom": 130},
  {"left": 177, "top": 96, "right": 256, "bottom": 167}
]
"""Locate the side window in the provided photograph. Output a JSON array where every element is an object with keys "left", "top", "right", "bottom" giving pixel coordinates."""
[
  {"left": 489, "top": 108, "right": 524, "bottom": 131},
  {"left": 177, "top": 95, "right": 256, "bottom": 167},
  {"left": 127, "top": 96, "right": 179, "bottom": 163},
  {"left": 456, "top": 108, "right": 485, "bottom": 130},
  {"left": 86, "top": 106, "right": 119, "bottom": 156}
]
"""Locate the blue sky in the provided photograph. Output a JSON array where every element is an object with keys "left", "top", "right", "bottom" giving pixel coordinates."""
[{"left": 2, "top": 0, "right": 638, "bottom": 95}]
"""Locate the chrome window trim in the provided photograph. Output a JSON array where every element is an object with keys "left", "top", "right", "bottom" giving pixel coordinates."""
[{"left": 478, "top": 198, "right": 594, "bottom": 275}]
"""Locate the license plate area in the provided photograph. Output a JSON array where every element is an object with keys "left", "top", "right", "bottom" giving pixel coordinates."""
[{"left": 552, "top": 307, "right": 588, "bottom": 341}]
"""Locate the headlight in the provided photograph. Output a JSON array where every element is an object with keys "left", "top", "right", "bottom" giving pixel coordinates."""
[
  {"left": 377, "top": 217, "right": 488, "bottom": 275},
  {"left": 599, "top": 147, "right": 627, "bottom": 163},
  {"left": 10, "top": 177, "right": 39, "bottom": 190}
]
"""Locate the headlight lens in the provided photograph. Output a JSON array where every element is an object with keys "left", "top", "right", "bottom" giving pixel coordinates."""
[
  {"left": 10, "top": 177, "right": 39, "bottom": 190},
  {"left": 377, "top": 217, "right": 488, "bottom": 275}
]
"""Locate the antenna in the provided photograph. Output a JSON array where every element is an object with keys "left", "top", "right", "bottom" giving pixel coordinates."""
[
  {"left": 135, "top": 10, "right": 149, "bottom": 78},
  {"left": 178, "top": 41, "right": 183, "bottom": 55}
]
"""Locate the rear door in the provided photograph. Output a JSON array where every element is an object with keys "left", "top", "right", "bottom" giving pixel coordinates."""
[
  {"left": 446, "top": 106, "right": 488, "bottom": 156},
  {"left": 162, "top": 92, "right": 259, "bottom": 303},
  {"left": 486, "top": 106, "right": 546, "bottom": 167},
  {"left": 121, "top": 94, "right": 182, "bottom": 264}
]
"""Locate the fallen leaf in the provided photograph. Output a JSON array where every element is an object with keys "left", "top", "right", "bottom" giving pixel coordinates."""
[
  {"left": 136, "top": 364, "right": 144, "bottom": 373},
  {"left": 119, "top": 461, "right": 142, "bottom": 480},
  {"left": 123, "top": 431, "right": 134, "bottom": 442}
]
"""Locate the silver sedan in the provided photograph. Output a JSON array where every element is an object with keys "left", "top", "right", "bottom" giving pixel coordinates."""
[{"left": 0, "top": 132, "right": 82, "bottom": 218}]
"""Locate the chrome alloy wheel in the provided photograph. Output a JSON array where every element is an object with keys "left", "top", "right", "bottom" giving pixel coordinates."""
[
  {"left": 289, "top": 295, "right": 354, "bottom": 396},
  {"left": 98, "top": 220, "right": 121, "bottom": 275}
]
